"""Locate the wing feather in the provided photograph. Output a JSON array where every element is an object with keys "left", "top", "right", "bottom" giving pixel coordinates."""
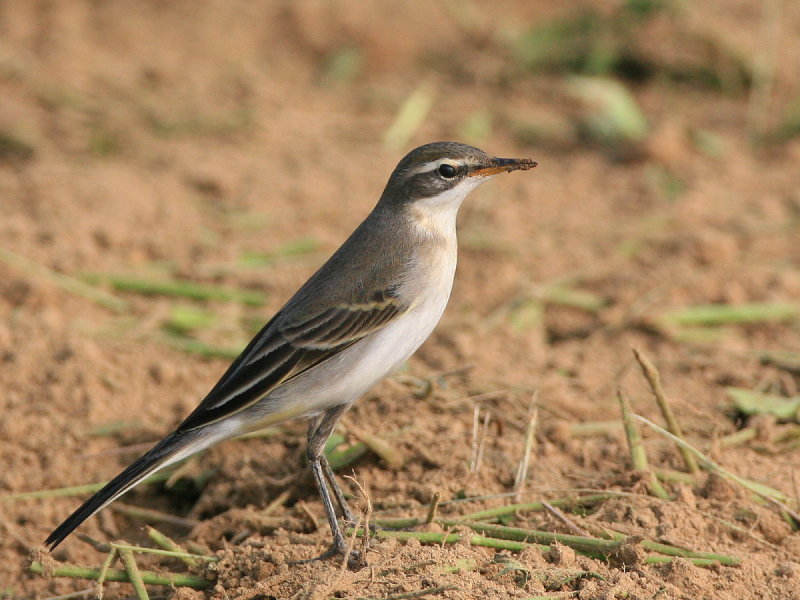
[{"left": 177, "top": 294, "right": 406, "bottom": 431}]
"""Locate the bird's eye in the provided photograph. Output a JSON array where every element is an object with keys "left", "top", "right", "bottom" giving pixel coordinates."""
[{"left": 437, "top": 163, "right": 457, "bottom": 179}]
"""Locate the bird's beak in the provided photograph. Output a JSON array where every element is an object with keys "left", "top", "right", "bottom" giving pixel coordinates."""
[{"left": 468, "top": 157, "right": 538, "bottom": 178}]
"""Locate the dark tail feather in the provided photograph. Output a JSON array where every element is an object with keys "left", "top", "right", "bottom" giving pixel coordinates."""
[{"left": 44, "top": 431, "right": 194, "bottom": 550}]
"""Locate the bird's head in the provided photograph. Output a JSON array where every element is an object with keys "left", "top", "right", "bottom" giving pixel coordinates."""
[{"left": 378, "top": 142, "right": 537, "bottom": 213}]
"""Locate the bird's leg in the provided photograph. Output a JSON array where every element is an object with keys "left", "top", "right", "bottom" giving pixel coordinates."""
[
  {"left": 321, "top": 454, "right": 380, "bottom": 535},
  {"left": 306, "top": 409, "right": 356, "bottom": 523},
  {"left": 320, "top": 453, "right": 357, "bottom": 524},
  {"left": 296, "top": 404, "right": 363, "bottom": 567}
]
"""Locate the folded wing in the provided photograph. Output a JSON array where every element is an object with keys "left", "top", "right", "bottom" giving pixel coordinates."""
[{"left": 177, "top": 290, "right": 405, "bottom": 431}]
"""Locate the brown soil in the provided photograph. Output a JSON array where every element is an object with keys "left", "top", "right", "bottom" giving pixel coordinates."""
[{"left": 2, "top": 2, "right": 800, "bottom": 599}]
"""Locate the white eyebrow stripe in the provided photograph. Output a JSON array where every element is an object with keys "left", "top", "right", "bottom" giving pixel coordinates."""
[{"left": 405, "top": 159, "right": 461, "bottom": 177}]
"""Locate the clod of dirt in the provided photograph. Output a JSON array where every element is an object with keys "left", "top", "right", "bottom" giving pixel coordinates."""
[
  {"left": 700, "top": 472, "right": 741, "bottom": 502},
  {"left": 546, "top": 541, "right": 577, "bottom": 566}
]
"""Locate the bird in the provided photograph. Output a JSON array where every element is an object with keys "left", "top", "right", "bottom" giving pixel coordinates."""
[{"left": 44, "top": 141, "right": 537, "bottom": 565}]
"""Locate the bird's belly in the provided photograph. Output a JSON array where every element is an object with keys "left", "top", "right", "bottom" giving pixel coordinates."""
[
  {"left": 245, "top": 287, "right": 452, "bottom": 423},
  {"left": 294, "top": 302, "right": 442, "bottom": 403}
]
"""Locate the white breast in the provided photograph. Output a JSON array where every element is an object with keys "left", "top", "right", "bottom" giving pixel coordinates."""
[{"left": 246, "top": 245, "right": 457, "bottom": 421}]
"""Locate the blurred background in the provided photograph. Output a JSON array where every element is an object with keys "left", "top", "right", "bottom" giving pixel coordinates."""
[{"left": 2, "top": 1, "right": 800, "bottom": 598}]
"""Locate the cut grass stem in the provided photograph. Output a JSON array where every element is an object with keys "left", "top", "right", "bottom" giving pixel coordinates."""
[
  {"left": 3, "top": 469, "right": 176, "bottom": 502},
  {"left": 0, "top": 247, "right": 128, "bottom": 312},
  {"left": 440, "top": 520, "right": 621, "bottom": 557},
  {"left": 373, "top": 493, "right": 616, "bottom": 528},
  {"left": 718, "top": 428, "right": 757, "bottom": 449},
  {"left": 370, "top": 528, "right": 549, "bottom": 553},
  {"left": 632, "top": 348, "right": 699, "bottom": 474},
  {"left": 146, "top": 527, "right": 204, "bottom": 567},
  {"left": 340, "top": 421, "right": 404, "bottom": 469},
  {"left": 459, "top": 492, "right": 618, "bottom": 522},
  {"left": 111, "top": 542, "right": 218, "bottom": 563},
  {"left": 513, "top": 401, "right": 539, "bottom": 500},
  {"left": 383, "top": 81, "right": 436, "bottom": 150},
  {"left": 635, "top": 415, "right": 794, "bottom": 508},
  {"left": 29, "top": 561, "right": 211, "bottom": 589},
  {"left": 113, "top": 503, "right": 198, "bottom": 530},
  {"left": 569, "top": 421, "right": 622, "bottom": 436},
  {"left": 357, "top": 526, "right": 736, "bottom": 568},
  {"left": 118, "top": 549, "right": 149, "bottom": 600},
  {"left": 602, "top": 529, "right": 740, "bottom": 566},
  {"left": 660, "top": 302, "right": 800, "bottom": 326},
  {"left": 617, "top": 391, "right": 670, "bottom": 499},
  {"left": 83, "top": 272, "right": 266, "bottom": 306},
  {"left": 96, "top": 546, "right": 118, "bottom": 591}
]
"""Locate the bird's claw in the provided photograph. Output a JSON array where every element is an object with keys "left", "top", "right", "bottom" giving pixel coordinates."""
[{"left": 289, "top": 542, "right": 365, "bottom": 569}]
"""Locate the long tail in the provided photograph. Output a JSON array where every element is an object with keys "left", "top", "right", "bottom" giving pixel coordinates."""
[{"left": 44, "top": 429, "right": 213, "bottom": 550}]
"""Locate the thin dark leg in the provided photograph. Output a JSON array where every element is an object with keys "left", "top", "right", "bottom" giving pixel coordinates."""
[
  {"left": 307, "top": 447, "right": 347, "bottom": 559},
  {"left": 321, "top": 453, "right": 356, "bottom": 524},
  {"left": 295, "top": 404, "right": 361, "bottom": 566},
  {"left": 306, "top": 411, "right": 355, "bottom": 522},
  {"left": 323, "top": 453, "right": 379, "bottom": 535}
]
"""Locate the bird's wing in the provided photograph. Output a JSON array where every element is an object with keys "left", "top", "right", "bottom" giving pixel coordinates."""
[{"left": 177, "top": 288, "right": 406, "bottom": 431}]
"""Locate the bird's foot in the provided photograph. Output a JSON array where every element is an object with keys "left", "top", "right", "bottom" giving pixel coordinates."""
[{"left": 290, "top": 541, "right": 365, "bottom": 569}]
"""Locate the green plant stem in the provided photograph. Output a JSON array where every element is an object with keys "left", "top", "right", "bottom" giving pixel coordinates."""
[
  {"left": 643, "top": 555, "right": 719, "bottom": 567},
  {"left": 146, "top": 526, "right": 198, "bottom": 566},
  {"left": 459, "top": 493, "right": 617, "bottom": 522},
  {"left": 369, "top": 529, "right": 549, "bottom": 553},
  {"left": 383, "top": 81, "right": 436, "bottom": 150},
  {"left": 119, "top": 549, "right": 149, "bottom": 600},
  {"left": 718, "top": 428, "right": 757, "bottom": 449},
  {"left": 618, "top": 391, "right": 670, "bottom": 499},
  {"left": 539, "top": 285, "right": 607, "bottom": 312},
  {"left": 372, "top": 493, "right": 615, "bottom": 530},
  {"left": 97, "top": 547, "right": 117, "bottom": 586},
  {"left": 603, "top": 530, "right": 740, "bottom": 566},
  {"left": 569, "top": 421, "right": 622, "bottom": 436},
  {"left": 341, "top": 422, "right": 405, "bottom": 469},
  {"left": 29, "top": 561, "right": 212, "bottom": 589},
  {"left": 757, "top": 350, "right": 800, "bottom": 374},
  {"left": 660, "top": 302, "right": 800, "bottom": 326},
  {"left": 440, "top": 520, "right": 739, "bottom": 566},
  {"left": 634, "top": 415, "right": 790, "bottom": 503},
  {"left": 441, "top": 520, "right": 619, "bottom": 557},
  {"left": 111, "top": 541, "right": 218, "bottom": 563},
  {"left": 373, "top": 516, "right": 423, "bottom": 529},
  {"left": 327, "top": 441, "right": 368, "bottom": 470},
  {"left": 426, "top": 491, "right": 441, "bottom": 524},
  {"left": 0, "top": 247, "right": 128, "bottom": 312},
  {"left": 113, "top": 503, "right": 198, "bottom": 530},
  {"left": 359, "top": 528, "right": 737, "bottom": 569},
  {"left": 654, "top": 468, "right": 696, "bottom": 484},
  {"left": 3, "top": 469, "right": 175, "bottom": 502},
  {"left": 83, "top": 272, "right": 266, "bottom": 306},
  {"left": 633, "top": 348, "right": 699, "bottom": 474}
]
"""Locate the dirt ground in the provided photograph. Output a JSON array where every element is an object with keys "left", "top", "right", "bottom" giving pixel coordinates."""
[{"left": 2, "top": 2, "right": 800, "bottom": 599}]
